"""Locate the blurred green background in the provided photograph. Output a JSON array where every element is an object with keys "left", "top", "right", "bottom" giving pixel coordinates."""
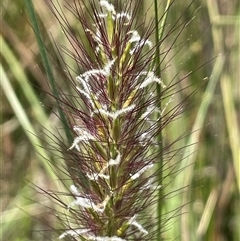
[{"left": 1, "top": 0, "right": 239, "bottom": 240}]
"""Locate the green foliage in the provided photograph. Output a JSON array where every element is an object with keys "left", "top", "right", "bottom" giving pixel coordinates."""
[{"left": 1, "top": 0, "right": 239, "bottom": 240}]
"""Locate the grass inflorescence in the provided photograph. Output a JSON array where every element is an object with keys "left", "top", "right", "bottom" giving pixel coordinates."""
[
  {"left": 32, "top": 0, "right": 207, "bottom": 240},
  {"left": 2, "top": 0, "right": 240, "bottom": 240},
  {"left": 17, "top": 0, "right": 239, "bottom": 240}
]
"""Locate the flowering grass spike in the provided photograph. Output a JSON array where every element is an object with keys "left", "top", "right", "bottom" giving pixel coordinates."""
[{"left": 42, "top": 0, "right": 194, "bottom": 240}]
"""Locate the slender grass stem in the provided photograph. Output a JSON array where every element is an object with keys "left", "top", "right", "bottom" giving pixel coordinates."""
[
  {"left": 24, "top": 0, "right": 73, "bottom": 144},
  {"left": 153, "top": 1, "right": 172, "bottom": 240}
]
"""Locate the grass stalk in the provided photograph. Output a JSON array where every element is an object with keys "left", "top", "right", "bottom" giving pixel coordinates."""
[
  {"left": 24, "top": 0, "right": 73, "bottom": 144},
  {"left": 153, "top": 1, "right": 172, "bottom": 240}
]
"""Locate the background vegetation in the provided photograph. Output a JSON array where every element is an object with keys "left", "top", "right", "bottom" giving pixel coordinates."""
[{"left": 1, "top": 0, "right": 239, "bottom": 240}]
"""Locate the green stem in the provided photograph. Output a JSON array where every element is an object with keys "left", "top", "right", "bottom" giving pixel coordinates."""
[
  {"left": 153, "top": 0, "right": 171, "bottom": 240},
  {"left": 24, "top": 0, "right": 73, "bottom": 145}
]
